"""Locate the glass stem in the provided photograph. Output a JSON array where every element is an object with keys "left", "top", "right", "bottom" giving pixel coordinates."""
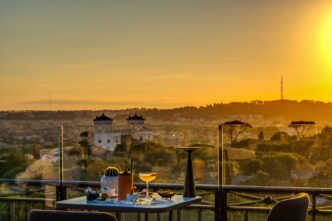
[{"left": 146, "top": 181, "right": 149, "bottom": 199}]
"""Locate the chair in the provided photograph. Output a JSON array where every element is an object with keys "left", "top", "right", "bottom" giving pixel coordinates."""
[
  {"left": 266, "top": 193, "right": 310, "bottom": 221},
  {"left": 28, "top": 209, "right": 118, "bottom": 221}
]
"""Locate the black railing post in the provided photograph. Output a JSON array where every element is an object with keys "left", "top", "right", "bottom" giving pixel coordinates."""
[
  {"left": 215, "top": 189, "right": 227, "bottom": 221},
  {"left": 10, "top": 202, "right": 16, "bottom": 221},
  {"left": 198, "top": 208, "right": 202, "bottom": 221},
  {"left": 312, "top": 193, "right": 317, "bottom": 221},
  {"left": 244, "top": 211, "right": 248, "bottom": 221},
  {"left": 177, "top": 209, "right": 182, "bottom": 221},
  {"left": 56, "top": 185, "right": 67, "bottom": 202}
]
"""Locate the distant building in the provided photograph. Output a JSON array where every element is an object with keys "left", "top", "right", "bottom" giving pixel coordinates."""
[
  {"left": 126, "top": 114, "right": 153, "bottom": 142},
  {"left": 93, "top": 113, "right": 153, "bottom": 151},
  {"left": 93, "top": 114, "right": 121, "bottom": 151}
]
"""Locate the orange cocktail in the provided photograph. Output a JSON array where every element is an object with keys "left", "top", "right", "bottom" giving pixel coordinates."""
[
  {"left": 139, "top": 173, "right": 156, "bottom": 183},
  {"left": 139, "top": 172, "right": 156, "bottom": 201}
]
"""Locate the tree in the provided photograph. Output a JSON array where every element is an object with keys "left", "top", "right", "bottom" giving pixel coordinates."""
[
  {"left": 258, "top": 131, "right": 264, "bottom": 143},
  {"left": 80, "top": 131, "right": 89, "bottom": 139},
  {"left": 289, "top": 121, "right": 315, "bottom": 141},
  {"left": 322, "top": 159, "right": 332, "bottom": 177},
  {"left": 223, "top": 120, "right": 252, "bottom": 145},
  {"left": 270, "top": 131, "right": 292, "bottom": 142},
  {"left": 79, "top": 131, "right": 91, "bottom": 170},
  {"left": 113, "top": 144, "right": 127, "bottom": 157},
  {"left": 0, "top": 148, "right": 28, "bottom": 178},
  {"left": 262, "top": 153, "right": 299, "bottom": 179},
  {"left": 243, "top": 159, "right": 263, "bottom": 175}
]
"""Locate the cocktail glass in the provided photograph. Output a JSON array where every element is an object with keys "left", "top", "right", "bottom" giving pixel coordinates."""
[{"left": 139, "top": 172, "right": 156, "bottom": 201}]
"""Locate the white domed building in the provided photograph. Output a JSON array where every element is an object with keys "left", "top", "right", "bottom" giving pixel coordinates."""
[
  {"left": 93, "top": 114, "right": 121, "bottom": 151},
  {"left": 93, "top": 113, "right": 153, "bottom": 151}
]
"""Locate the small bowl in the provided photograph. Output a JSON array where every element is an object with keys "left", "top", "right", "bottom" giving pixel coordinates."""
[
  {"left": 158, "top": 191, "right": 175, "bottom": 199},
  {"left": 86, "top": 192, "right": 99, "bottom": 201}
]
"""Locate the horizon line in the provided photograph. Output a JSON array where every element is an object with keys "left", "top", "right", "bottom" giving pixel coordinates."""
[{"left": 1, "top": 98, "right": 332, "bottom": 112}]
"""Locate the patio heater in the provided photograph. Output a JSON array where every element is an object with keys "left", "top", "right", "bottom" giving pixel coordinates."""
[
  {"left": 56, "top": 125, "right": 66, "bottom": 201},
  {"left": 216, "top": 123, "right": 226, "bottom": 221},
  {"left": 179, "top": 146, "right": 200, "bottom": 197},
  {"left": 216, "top": 121, "right": 251, "bottom": 221},
  {"left": 217, "top": 124, "right": 224, "bottom": 187}
]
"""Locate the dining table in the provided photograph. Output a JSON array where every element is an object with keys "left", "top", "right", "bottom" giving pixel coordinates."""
[{"left": 56, "top": 195, "right": 202, "bottom": 221}]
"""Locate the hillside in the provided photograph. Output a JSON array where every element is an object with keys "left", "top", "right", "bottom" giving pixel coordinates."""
[{"left": 1, "top": 100, "right": 332, "bottom": 124}]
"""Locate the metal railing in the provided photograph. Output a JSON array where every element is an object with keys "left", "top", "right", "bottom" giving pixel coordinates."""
[{"left": 1, "top": 179, "right": 332, "bottom": 221}]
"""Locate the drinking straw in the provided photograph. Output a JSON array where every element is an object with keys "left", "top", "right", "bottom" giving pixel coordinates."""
[
  {"left": 130, "top": 159, "right": 133, "bottom": 173},
  {"left": 130, "top": 159, "right": 133, "bottom": 189}
]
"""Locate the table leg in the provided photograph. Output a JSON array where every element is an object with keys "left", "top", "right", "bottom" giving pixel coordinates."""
[
  {"left": 157, "top": 212, "right": 161, "bottom": 221},
  {"left": 169, "top": 211, "right": 173, "bottom": 221},
  {"left": 145, "top": 212, "right": 149, "bottom": 221},
  {"left": 137, "top": 213, "right": 141, "bottom": 221},
  {"left": 177, "top": 210, "right": 181, "bottom": 221}
]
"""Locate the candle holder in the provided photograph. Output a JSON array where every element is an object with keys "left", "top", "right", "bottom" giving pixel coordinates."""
[{"left": 179, "top": 147, "right": 200, "bottom": 197}]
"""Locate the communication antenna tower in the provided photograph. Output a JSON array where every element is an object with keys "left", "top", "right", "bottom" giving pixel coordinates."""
[
  {"left": 49, "top": 92, "right": 52, "bottom": 110},
  {"left": 280, "top": 76, "right": 284, "bottom": 100}
]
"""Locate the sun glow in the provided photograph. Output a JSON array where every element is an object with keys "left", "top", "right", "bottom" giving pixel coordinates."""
[{"left": 319, "top": 9, "right": 332, "bottom": 68}]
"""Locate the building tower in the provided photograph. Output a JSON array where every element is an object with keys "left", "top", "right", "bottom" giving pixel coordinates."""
[
  {"left": 127, "top": 114, "right": 145, "bottom": 129},
  {"left": 127, "top": 114, "right": 145, "bottom": 130},
  {"left": 280, "top": 75, "right": 284, "bottom": 100},
  {"left": 93, "top": 113, "right": 117, "bottom": 151},
  {"left": 126, "top": 114, "right": 152, "bottom": 142}
]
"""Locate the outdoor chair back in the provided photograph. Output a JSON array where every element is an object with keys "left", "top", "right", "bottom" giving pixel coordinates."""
[
  {"left": 28, "top": 209, "right": 118, "bottom": 221},
  {"left": 266, "top": 193, "right": 310, "bottom": 221}
]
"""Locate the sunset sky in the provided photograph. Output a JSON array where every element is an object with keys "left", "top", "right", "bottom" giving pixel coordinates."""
[{"left": 1, "top": 0, "right": 332, "bottom": 110}]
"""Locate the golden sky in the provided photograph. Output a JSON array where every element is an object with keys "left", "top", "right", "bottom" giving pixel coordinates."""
[{"left": 1, "top": 0, "right": 332, "bottom": 110}]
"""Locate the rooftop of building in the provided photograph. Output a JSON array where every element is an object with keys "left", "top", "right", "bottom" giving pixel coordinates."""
[
  {"left": 93, "top": 113, "right": 113, "bottom": 122},
  {"left": 127, "top": 114, "right": 145, "bottom": 121}
]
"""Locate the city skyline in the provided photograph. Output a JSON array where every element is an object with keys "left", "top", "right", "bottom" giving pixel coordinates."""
[{"left": 1, "top": 1, "right": 332, "bottom": 110}]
